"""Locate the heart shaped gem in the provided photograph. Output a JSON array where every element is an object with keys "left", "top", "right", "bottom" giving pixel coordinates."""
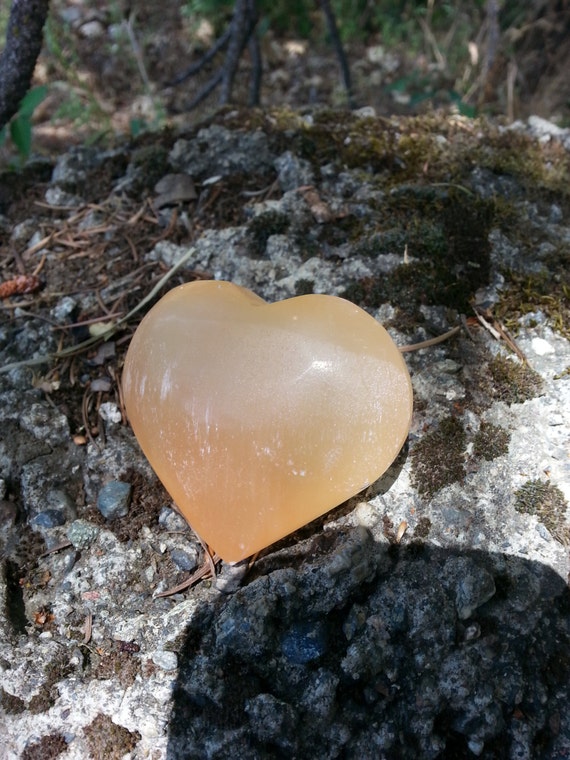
[{"left": 122, "top": 281, "right": 412, "bottom": 562}]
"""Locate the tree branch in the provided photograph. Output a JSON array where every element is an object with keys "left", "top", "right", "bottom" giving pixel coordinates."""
[
  {"left": 319, "top": 0, "right": 354, "bottom": 108},
  {"left": 219, "top": 0, "right": 258, "bottom": 105},
  {"left": 0, "top": 0, "right": 50, "bottom": 131}
]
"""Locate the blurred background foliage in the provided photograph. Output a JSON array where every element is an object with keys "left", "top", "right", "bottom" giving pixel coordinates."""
[{"left": 0, "top": 0, "right": 569, "bottom": 161}]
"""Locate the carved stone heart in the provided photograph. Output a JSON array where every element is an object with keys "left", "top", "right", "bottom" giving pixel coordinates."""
[{"left": 122, "top": 281, "right": 412, "bottom": 561}]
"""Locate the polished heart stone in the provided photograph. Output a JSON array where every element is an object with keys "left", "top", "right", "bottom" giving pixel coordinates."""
[{"left": 122, "top": 281, "right": 413, "bottom": 562}]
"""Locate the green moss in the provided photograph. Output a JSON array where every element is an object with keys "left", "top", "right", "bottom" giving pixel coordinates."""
[
  {"left": 514, "top": 480, "right": 569, "bottom": 544},
  {"left": 21, "top": 733, "right": 67, "bottom": 760},
  {"left": 83, "top": 713, "right": 140, "bottom": 760},
  {"left": 293, "top": 233, "right": 321, "bottom": 261},
  {"left": 343, "top": 256, "right": 463, "bottom": 315},
  {"left": 317, "top": 213, "right": 366, "bottom": 247},
  {"left": 0, "top": 686, "right": 25, "bottom": 714},
  {"left": 129, "top": 144, "right": 169, "bottom": 186},
  {"left": 410, "top": 412, "right": 528, "bottom": 501},
  {"left": 249, "top": 110, "right": 570, "bottom": 333},
  {"left": 28, "top": 689, "right": 55, "bottom": 714},
  {"left": 276, "top": 110, "right": 570, "bottom": 199},
  {"left": 411, "top": 416, "right": 467, "bottom": 498},
  {"left": 351, "top": 229, "right": 405, "bottom": 258},
  {"left": 28, "top": 654, "right": 73, "bottom": 714},
  {"left": 93, "top": 648, "right": 140, "bottom": 687},
  {"left": 497, "top": 267, "right": 570, "bottom": 342},
  {"left": 293, "top": 113, "right": 391, "bottom": 172},
  {"left": 190, "top": 111, "right": 570, "bottom": 335},
  {"left": 480, "top": 130, "right": 570, "bottom": 196},
  {"left": 164, "top": 630, "right": 189, "bottom": 654},
  {"left": 220, "top": 108, "right": 570, "bottom": 208},
  {"left": 294, "top": 278, "right": 314, "bottom": 295},
  {"left": 413, "top": 517, "right": 432, "bottom": 540},
  {"left": 342, "top": 189, "right": 494, "bottom": 315},
  {"left": 487, "top": 159, "right": 570, "bottom": 344},
  {"left": 554, "top": 366, "right": 570, "bottom": 380},
  {"left": 488, "top": 355, "right": 543, "bottom": 404},
  {"left": 473, "top": 422, "right": 510, "bottom": 460},
  {"left": 294, "top": 111, "right": 450, "bottom": 182},
  {"left": 246, "top": 210, "right": 290, "bottom": 256}
]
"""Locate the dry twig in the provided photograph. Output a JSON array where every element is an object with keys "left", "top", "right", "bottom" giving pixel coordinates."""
[
  {"left": 154, "top": 549, "right": 221, "bottom": 598},
  {"left": 0, "top": 246, "right": 197, "bottom": 374},
  {"left": 473, "top": 305, "right": 527, "bottom": 362}
]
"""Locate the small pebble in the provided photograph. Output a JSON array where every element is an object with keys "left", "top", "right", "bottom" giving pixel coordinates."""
[
  {"left": 151, "top": 650, "right": 178, "bottom": 671},
  {"left": 79, "top": 19, "right": 105, "bottom": 38},
  {"left": 51, "top": 296, "right": 77, "bottom": 324},
  {"left": 31, "top": 509, "right": 67, "bottom": 528},
  {"left": 158, "top": 506, "right": 188, "bottom": 532},
  {"left": 170, "top": 549, "right": 197, "bottom": 572},
  {"left": 98, "top": 401, "right": 122, "bottom": 424},
  {"left": 66, "top": 519, "right": 99, "bottom": 550},
  {"left": 281, "top": 620, "right": 328, "bottom": 665},
  {"left": 274, "top": 150, "right": 314, "bottom": 192},
  {"left": 97, "top": 480, "right": 132, "bottom": 520},
  {"left": 215, "top": 560, "right": 249, "bottom": 594},
  {"left": 44, "top": 488, "right": 77, "bottom": 522},
  {"left": 468, "top": 739, "right": 485, "bottom": 756},
  {"left": 45, "top": 186, "right": 81, "bottom": 207},
  {"left": 91, "top": 378, "right": 113, "bottom": 394},
  {"left": 531, "top": 337, "right": 554, "bottom": 356}
]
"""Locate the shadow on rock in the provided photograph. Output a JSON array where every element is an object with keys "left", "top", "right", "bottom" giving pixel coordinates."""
[{"left": 166, "top": 526, "right": 570, "bottom": 759}]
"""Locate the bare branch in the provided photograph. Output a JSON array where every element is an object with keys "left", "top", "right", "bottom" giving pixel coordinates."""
[
  {"left": 0, "top": 0, "right": 50, "bottom": 130},
  {"left": 167, "top": 27, "right": 232, "bottom": 87},
  {"left": 319, "top": 0, "right": 354, "bottom": 108}
]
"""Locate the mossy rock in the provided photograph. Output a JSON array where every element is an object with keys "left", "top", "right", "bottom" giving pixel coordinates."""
[
  {"left": 83, "top": 714, "right": 140, "bottom": 760},
  {"left": 247, "top": 210, "right": 290, "bottom": 256},
  {"left": 343, "top": 189, "right": 494, "bottom": 315},
  {"left": 473, "top": 422, "right": 510, "bottom": 460},
  {"left": 488, "top": 356, "right": 543, "bottom": 405},
  {"left": 514, "top": 480, "right": 569, "bottom": 544},
  {"left": 411, "top": 416, "right": 467, "bottom": 498}
]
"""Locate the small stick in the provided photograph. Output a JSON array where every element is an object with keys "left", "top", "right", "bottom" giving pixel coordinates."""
[
  {"left": 40, "top": 540, "right": 73, "bottom": 557},
  {"left": 154, "top": 553, "right": 220, "bottom": 598},
  {"left": 474, "top": 306, "right": 527, "bottom": 363},
  {"left": 399, "top": 325, "right": 461, "bottom": 353},
  {"left": 82, "top": 611, "right": 93, "bottom": 645}
]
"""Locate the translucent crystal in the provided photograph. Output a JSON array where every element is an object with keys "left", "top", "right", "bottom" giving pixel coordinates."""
[{"left": 123, "top": 281, "right": 413, "bottom": 561}]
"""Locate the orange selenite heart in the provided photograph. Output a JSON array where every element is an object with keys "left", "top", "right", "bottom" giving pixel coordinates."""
[{"left": 122, "top": 281, "right": 413, "bottom": 562}]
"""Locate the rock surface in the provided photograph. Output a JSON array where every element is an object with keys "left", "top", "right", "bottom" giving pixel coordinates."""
[{"left": 1, "top": 108, "right": 570, "bottom": 759}]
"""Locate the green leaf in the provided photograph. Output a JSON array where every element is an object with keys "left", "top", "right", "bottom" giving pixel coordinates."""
[
  {"left": 129, "top": 118, "right": 146, "bottom": 137},
  {"left": 449, "top": 90, "right": 477, "bottom": 118},
  {"left": 458, "top": 101, "right": 477, "bottom": 118},
  {"left": 409, "top": 90, "right": 435, "bottom": 106},
  {"left": 387, "top": 76, "right": 410, "bottom": 93},
  {"left": 10, "top": 116, "right": 32, "bottom": 159},
  {"left": 18, "top": 85, "right": 48, "bottom": 118}
]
